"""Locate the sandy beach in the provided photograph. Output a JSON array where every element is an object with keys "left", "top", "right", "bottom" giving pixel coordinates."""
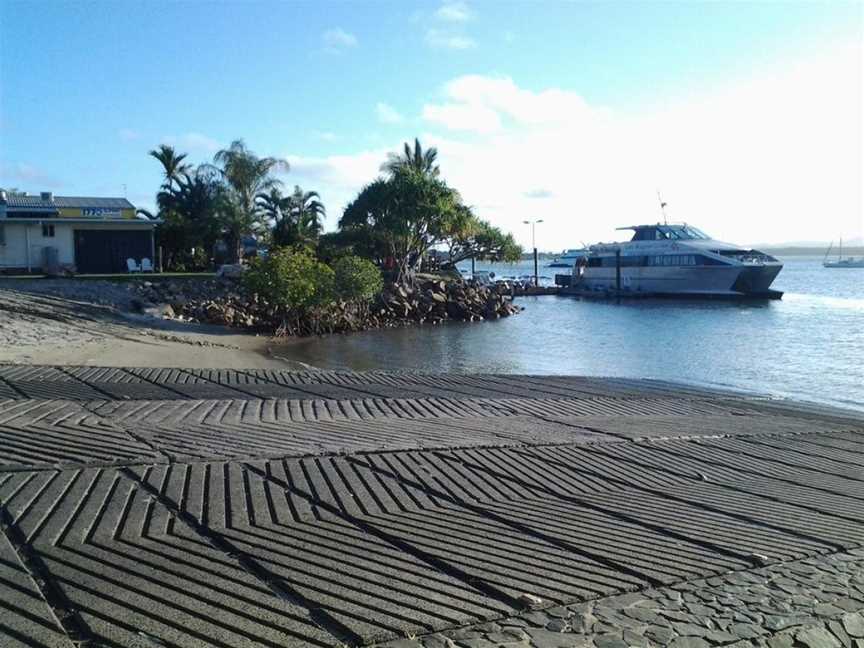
[{"left": 0, "top": 280, "right": 307, "bottom": 368}]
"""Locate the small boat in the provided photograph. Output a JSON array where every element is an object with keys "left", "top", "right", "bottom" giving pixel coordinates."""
[
  {"left": 823, "top": 239, "right": 864, "bottom": 268},
  {"left": 547, "top": 248, "right": 589, "bottom": 268}
]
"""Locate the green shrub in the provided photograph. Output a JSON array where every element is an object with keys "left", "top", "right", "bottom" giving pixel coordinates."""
[
  {"left": 244, "top": 247, "right": 334, "bottom": 311},
  {"left": 331, "top": 256, "right": 383, "bottom": 302}
]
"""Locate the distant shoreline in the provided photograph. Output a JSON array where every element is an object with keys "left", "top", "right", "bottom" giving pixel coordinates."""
[{"left": 761, "top": 246, "right": 864, "bottom": 256}]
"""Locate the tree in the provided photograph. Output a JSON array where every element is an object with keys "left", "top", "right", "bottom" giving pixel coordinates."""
[
  {"left": 331, "top": 256, "right": 383, "bottom": 302},
  {"left": 381, "top": 138, "right": 440, "bottom": 177},
  {"left": 258, "top": 185, "right": 326, "bottom": 249},
  {"left": 148, "top": 144, "right": 190, "bottom": 190},
  {"left": 340, "top": 169, "right": 465, "bottom": 284},
  {"left": 337, "top": 178, "right": 393, "bottom": 265},
  {"left": 315, "top": 230, "right": 375, "bottom": 265},
  {"left": 210, "top": 139, "right": 288, "bottom": 262},
  {"left": 444, "top": 214, "right": 522, "bottom": 266},
  {"left": 243, "top": 247, "right": 335, "bottom": 334},
  {"left": 287, "top": 186, "right": 326, "bottom": 248},
  {"left": 256, "top": 187, "right": 288, "bottom": 245},
  {"left": 256, "top": 187, "right": 285, "bottom": 224},
  {"left": 154, "top": 167, "right": 224, "bottom": 270}
]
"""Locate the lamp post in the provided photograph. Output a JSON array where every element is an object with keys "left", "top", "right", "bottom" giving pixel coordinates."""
[{"left": 523, "top": 219, "right": 543, "bottom": 287}]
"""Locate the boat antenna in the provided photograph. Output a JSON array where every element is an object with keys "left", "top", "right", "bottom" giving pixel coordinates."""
[{"left": 656, "top": 190, "right": 668, "bottom": 225}]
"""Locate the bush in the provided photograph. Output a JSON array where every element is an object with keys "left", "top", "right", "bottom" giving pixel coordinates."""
[
  {"left": 243, "top": 247, "right": 334, "bottom": 312},
  {"left": 331, "top": 256, "right": 383, "bottom": 302}
]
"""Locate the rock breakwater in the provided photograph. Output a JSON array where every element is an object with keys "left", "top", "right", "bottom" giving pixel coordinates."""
[{"left": 130, "top": 277, "right": 521, "bottom": 335}]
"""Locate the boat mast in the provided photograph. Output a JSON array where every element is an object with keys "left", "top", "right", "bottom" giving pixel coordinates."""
[
  {"left": 824, "top": 242, "right": 833, "bottom": 264},
  {"left": 657, "top": 191, "right": 668, "bottom": 225}
]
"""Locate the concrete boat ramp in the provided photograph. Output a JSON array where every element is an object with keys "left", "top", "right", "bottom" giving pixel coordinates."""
[{"left": 1, "top": 366, "right": 863, "bottom": 648}]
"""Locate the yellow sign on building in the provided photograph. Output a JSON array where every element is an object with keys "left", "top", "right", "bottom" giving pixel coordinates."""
[{"left": 58, "top": 207, "right": 136, "bottom": 219}]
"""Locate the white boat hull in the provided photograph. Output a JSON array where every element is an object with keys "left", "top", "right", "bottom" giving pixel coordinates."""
[
  {"left": 824, "top": 261, "right": 864, "bottom": 268},
  {"left": 578, "top": 263, "right": 783, "bottom": 296}
]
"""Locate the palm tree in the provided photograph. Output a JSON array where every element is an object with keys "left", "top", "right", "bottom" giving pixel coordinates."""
[
  {"left": 257, "top": 187, "right": 293, "bottom": 248},
  {"left": 210, "top": 139, "right": 289, "bottom": 262},
  {"left": 155, "top": 167, "right": 225, "bottom": 269},
  {"left": 288, "top": 186, "right": 326, "bottom": 246},
  {"left": 381, "top": 138, "right": 440, "bottom": 177},
  {"left": 266, "top": 186, "right": 326, "bottom": 248},
  {"left": 256, "top": 187, "right": 285, "bottom": 224},
  {"left": 148, "top": 144, "right": 190, "bottom": 190}
]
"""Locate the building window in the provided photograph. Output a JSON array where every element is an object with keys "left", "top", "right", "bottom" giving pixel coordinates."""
[
  {"left": 0, "top": 224, "right": 5, "bottom": 245},
  {"left": 42, "top": 224, "right": 55, "bottom": 238}
]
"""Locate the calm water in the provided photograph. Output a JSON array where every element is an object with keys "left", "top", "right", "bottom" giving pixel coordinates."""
[{"left": 279, "top": 256, "right": 864, "bottom": 411}]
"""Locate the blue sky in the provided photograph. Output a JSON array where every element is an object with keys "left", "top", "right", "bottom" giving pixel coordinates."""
[{"left": 1, "top": 1, "right": 861, "bottom": 247}]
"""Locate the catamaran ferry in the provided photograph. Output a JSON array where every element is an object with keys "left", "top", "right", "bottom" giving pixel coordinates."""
[{"left": 567, "top": 223, "right": 784, "bottom": 297}]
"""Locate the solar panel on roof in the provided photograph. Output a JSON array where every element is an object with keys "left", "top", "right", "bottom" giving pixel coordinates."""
[{"left": 3, "top": 195, "right": 134, "bottom": 209}]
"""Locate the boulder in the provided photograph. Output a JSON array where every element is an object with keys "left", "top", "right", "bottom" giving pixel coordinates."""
[{"left": 142, "top": 303, "right": 174, "bottom": 319}]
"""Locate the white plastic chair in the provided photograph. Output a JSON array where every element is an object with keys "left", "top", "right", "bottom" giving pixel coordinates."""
[
  {"left": 141, "top": 258, "right": 153, "bottom": 272},
  {"left": 126, "top": 258, "right": 141, "bottom": 273}
]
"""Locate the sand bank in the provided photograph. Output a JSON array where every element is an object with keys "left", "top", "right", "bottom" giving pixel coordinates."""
[{"left": 0, "top": 283, "right": 310, "bottom": 368}]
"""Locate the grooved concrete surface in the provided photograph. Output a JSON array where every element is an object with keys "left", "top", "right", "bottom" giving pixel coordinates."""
[{"left": 0, "top": 366, "right": 862, "bottom": 648}]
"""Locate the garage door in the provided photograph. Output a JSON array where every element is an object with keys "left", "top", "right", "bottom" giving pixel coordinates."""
[{"left": 73, "top": 230, "right": 151, "bottom": 274}]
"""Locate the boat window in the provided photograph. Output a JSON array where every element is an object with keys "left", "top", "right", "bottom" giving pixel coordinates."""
[
  {"left": 683, "top": 226, "right": 710, "bottom": 239},
  {"left": 631, "top": 227, "right": 657, "bottom": 241},
  {"left": 656, "top": 225, "right": 711, "bottom": 240},
  {"left": 629, "top": 226, "right": 713, "bottom": 241}
]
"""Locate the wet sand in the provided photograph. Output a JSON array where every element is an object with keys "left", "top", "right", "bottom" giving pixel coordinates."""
[{"left": 0, "top": 284, "right": 310, "bottom": 368}]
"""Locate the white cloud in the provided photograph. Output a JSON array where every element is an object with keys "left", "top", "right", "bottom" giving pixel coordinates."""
[
  {"left": 435, "top": 1, "right": 472, "bottom": 23},
  {"left": 422, "top": 102, "right": 500, "bottom": 133},
  {"left": 272, "top": 41, "right": 861, "bottom": 248},
  {"left": 286, "top": 149, "right": 390, "bottom": 226},
  {"left": 422, "top": 2, "right": 476, "bottom": 51},
  {"left": 161, "top": 132, "right": 220, "bottom": 156},
  {"left": 427, "top": 75, "right": 599, "bottom": 128},
  {"left": 315, "top": 131, "right": 340, "bottom": 142},
  {"left": 118, "top": 128, "right": 141, "bottom": 142},
  {"left": 376, "top": 102, "right": 405, "bottom": 124},
  {"left": 425, "top": 29, "right": 476, "bottom": 50},
  {"left": 323, "top": 28, "right": 358, "bottom": 52},
  {"left": 413, "top": 42, "right": 863, "bottom": 248},
  {"left": 0, "top": 162, "right": 61, "bottom": 187}
]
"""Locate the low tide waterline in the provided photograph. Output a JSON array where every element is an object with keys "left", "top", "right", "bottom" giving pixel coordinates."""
[{"left": 274, "top": 256, "right": 864, "bottom": 411}]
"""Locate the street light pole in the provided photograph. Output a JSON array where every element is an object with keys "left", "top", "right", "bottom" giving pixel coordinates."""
[{"left": 523, "top": 219, "right": 544, "bottom": 287}]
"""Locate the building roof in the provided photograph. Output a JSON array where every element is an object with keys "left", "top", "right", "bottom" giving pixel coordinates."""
[
  {"left": 0, "top": 217, "right": 160, "bottom": 225},
  {"left": 2, "top": 194, "right": 135, "bottom": 210}
]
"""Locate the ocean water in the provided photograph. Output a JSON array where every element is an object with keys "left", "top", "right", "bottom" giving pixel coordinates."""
[{"left": 278, "top": 256, "right": 864, "bottom": 411}]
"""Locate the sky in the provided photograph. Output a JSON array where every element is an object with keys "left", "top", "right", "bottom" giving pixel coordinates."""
[{"left": 1, "top": 0, "right": 862, "bottom": 249}]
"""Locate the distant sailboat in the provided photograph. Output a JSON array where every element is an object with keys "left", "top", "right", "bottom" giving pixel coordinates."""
[{"left": 823, "top": 238, "right": 864, "bottom": 268}]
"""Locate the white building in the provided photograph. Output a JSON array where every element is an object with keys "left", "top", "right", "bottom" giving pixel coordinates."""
[{"left": 0, "top": 191, "right": 159, "bottom": 274}]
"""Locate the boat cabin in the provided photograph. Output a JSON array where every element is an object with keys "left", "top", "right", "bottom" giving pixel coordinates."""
[{"left": 619, "top": 224, "right": 711, "bottom": 241}]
